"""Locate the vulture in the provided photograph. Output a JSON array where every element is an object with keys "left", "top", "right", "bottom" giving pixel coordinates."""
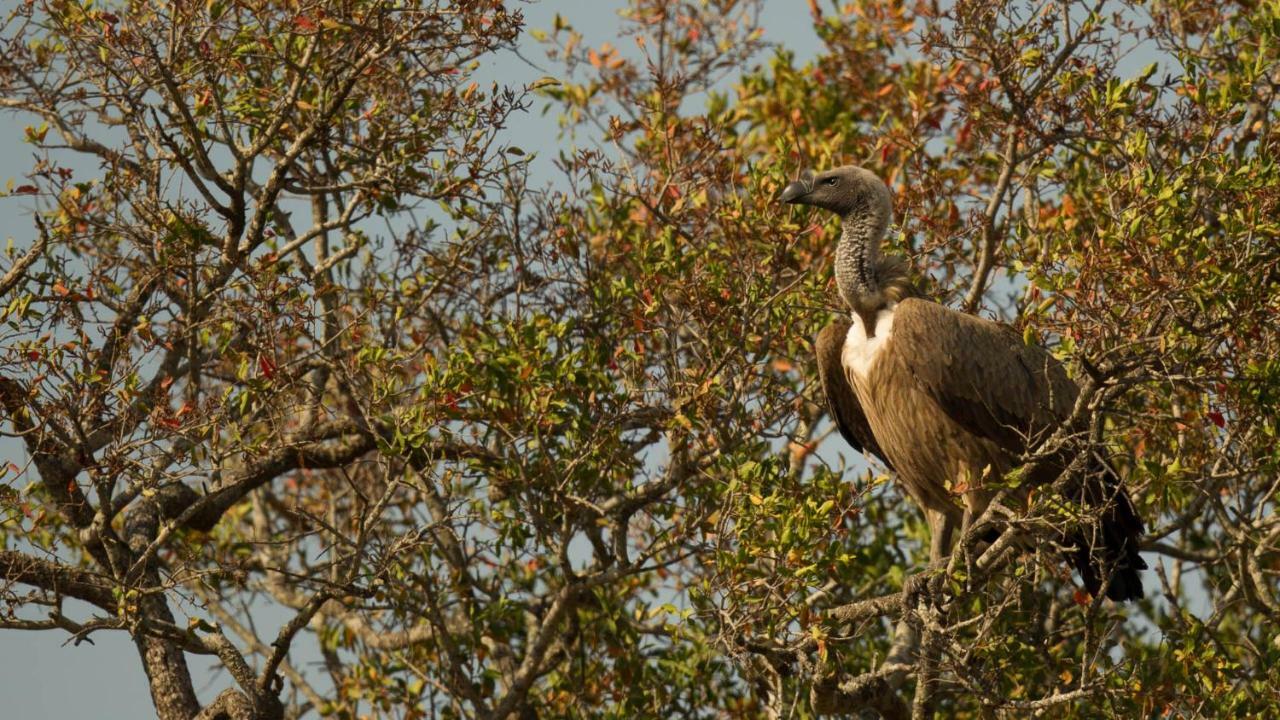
[{"left": 782, "top": 165, "right": 1146, "bottom": 601}]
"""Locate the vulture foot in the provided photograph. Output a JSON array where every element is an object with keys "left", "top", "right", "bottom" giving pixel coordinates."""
[{"left": 899, "top": 568, "right": 940, "bottom": 614}]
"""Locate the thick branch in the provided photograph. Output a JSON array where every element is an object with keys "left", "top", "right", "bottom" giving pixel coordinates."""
[
  {"left": 810, "top": 663, "right": 912, "bottom": 720},
  {"left": 0, "top": 375, "right": 92, "bottom": 527},
  {"left": 0, "top": 550, "right": 115, "bottom": 609}
]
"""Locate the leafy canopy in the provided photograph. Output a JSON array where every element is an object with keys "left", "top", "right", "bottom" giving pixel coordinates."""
[{"left": 1, "top": 0, "right": 1278, "bottom": 718}]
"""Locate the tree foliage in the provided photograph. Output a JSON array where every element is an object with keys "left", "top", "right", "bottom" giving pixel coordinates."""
[{"left": 1, "top": 0, "right": 1278, "bottom": 718}]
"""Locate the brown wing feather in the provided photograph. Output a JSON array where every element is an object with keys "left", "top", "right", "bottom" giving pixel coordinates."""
[
  {"left": 892, "top": 298, "right": 1146, "bottom": 600},
  {"left": 816, "top": 321, "right": 892, "bottom": 470},
  {"left": 891, "top": 298, "right": 1077, "bottom": 453}
]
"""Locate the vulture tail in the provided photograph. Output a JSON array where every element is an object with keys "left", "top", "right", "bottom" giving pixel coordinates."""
[{"left": 1067, "top": 453, "right": 1147, "bottom": 602}]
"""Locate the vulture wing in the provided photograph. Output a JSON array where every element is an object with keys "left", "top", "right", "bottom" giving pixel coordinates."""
[
  {"left": 891, "top": 298, "right": 1078, "bottom": 453},
  {"left": 893, "top": 298, "right": 1147, "bottom": 600},
  {"left": 816, "top": 320, "right": 892, "bottom": 470}
]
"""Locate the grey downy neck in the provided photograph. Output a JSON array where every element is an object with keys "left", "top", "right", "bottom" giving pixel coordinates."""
[{"left": 834, "top": 199, "right": 891, "bottom": 324}]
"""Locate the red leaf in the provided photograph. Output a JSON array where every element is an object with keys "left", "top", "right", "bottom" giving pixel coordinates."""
[
  {"left": 1206, "top": 410, "right": 1225, "bottom": 428},
  {"left": 788, "top": 440, "right": 815, "bottom": 462},
  {"left": 1072, "top": 589, "right": 1092, "bottom": 606},
  {"left": 293, "top": 15, "right": 317, "bottom": 31},
  {"left": 13, "top": 185, "right": 38, "bottom": 195},
  {"left": 258, "top": 355, "right": 277, "bottom": 378}
]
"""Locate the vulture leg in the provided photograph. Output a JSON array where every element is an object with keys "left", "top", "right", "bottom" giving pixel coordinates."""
[
  {"left": 927, "top": 510, "right": 956, "bottom": 568},
  {"left": 900, "top": 509, "right": 959, "bottom": 612},
  {"left": 915, "top": 510, "right": 956, "bottom": 720}
]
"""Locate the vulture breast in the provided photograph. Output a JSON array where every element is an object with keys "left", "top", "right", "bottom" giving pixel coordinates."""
[{"left": 842, "top": 305, "right": 896, "bottom": 382}]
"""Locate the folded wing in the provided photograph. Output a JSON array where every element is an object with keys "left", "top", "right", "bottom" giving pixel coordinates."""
[
  {"left": 815, "top": 320, "right": 892, "bottom": 470},
  {"left": 886, "top": 299, "right": 1146, "bottom": 601}
]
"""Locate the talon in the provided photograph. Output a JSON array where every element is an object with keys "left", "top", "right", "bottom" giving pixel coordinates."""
[{"left": 900, "top": 572, "right": 929, "bottom": 612}]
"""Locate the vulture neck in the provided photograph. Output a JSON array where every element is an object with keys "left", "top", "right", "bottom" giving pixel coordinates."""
[{"left": 835, "top": 203, "right": 892, "bottom": 331}]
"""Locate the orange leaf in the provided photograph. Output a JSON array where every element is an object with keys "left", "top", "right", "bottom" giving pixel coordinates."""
[{"left": 788, "top": 440, "right": 815, "bottom": 463}]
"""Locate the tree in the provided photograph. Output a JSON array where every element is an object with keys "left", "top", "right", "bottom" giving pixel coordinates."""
[{"left": 2, "top": 0, "right": 1278, "bottom": 718}]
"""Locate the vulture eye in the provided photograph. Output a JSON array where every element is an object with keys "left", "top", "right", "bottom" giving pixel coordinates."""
[{"left": 823, "top": 177, "right": 839, "bottom": 186}]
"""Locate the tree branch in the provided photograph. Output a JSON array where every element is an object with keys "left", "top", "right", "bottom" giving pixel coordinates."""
[{"left": 0, "top": 550, "right": 115, "bottom": 609}]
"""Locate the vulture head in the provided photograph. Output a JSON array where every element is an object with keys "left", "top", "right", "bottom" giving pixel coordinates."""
[{"left": 779, "top": 165, "right": 892, "bottom": 222}]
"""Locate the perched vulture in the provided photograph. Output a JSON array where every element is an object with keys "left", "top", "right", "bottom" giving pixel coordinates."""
[{"left": 782, "top": 165, "right": 1145, "bottom": 601}]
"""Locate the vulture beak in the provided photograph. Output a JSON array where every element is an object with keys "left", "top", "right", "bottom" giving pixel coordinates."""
[
  {"left": 779, "top": 169, "right": 815, "bottom": 205},
  {"left": 779, "top": 181, "right": 809, "bottom": 204}
]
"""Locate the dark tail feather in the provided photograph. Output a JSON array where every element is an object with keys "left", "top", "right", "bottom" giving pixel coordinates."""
[{"left": 1067, "top": 454, "right": 1147, "bottom": 602}]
